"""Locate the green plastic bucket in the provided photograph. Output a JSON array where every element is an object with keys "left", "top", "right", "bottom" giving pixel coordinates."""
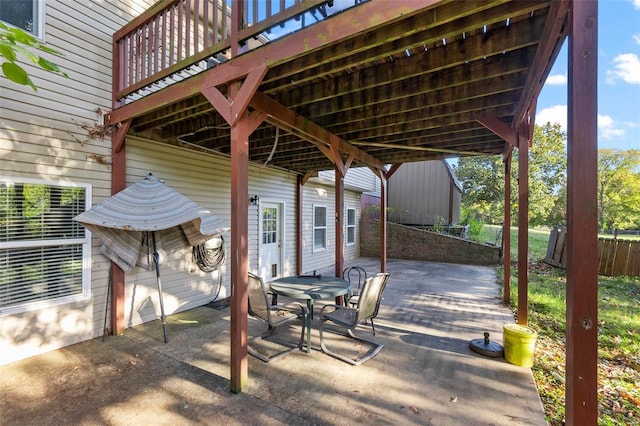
[{"left": 503, "top": 324, "right": 537, "bottom": 367}]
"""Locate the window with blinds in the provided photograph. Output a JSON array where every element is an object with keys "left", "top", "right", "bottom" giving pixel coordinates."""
[{"left": 0, "top": 179, "right": 91, "bottom": 313}]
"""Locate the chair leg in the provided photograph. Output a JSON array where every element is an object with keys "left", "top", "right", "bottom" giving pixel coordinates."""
[
  {"left": 319, "top": 320, "right": 384, "bottom": 366},
  {"left": 370, "top": 319, "right": 376, "bottom": 336},
  {"left": 248, "top": 308, "right": 306, "bottom": 363}
]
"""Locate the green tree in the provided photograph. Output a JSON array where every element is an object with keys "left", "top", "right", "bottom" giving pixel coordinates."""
[
  {"left": 524, "top": 122, "right": 566, "bottom": 226},
  {"left": 598, "top": 149, "right": 640, "bottom": 231},
  {"left": 453, "top": 155, "right": 504, "bottom": 223},
  {"left": 453, "top": 123, "right": 567, "bottom": 226},
  {"left": 0, "top": 22, "right": 67, "bottom": 91}
]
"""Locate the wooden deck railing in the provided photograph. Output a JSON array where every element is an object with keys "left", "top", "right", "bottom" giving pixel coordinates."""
[{"left": 112, "top": 0, "right": 343, "bottom": 105}]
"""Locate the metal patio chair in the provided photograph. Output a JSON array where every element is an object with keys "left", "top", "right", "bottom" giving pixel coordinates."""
[
  {"left": 342, "top": 266, "right": 368, "bottom": 307},
  {"left": 247, "top": 273, "right": 307, "bottom": 362},
  {"left": 319, "top": 272, "right": 390, "bottom": 365}
]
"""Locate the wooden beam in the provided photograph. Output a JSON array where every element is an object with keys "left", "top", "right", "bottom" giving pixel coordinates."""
[
  {"left": 503, "top": 149, "right": 513, "bottom": 305},
  {"left": 517, "top": 129, "right": 529, "bottom": 325},
  {"left": 565, "top": 1, "right": 598, "bottom": 423},
  {"left": 201, "top": 64, "right": 268, "bottom": 126},
  {"left": 351, "top": 141, "right": 486, "bottom": 157},
  {"left": 301, "top": 171, "right": 317, "bottom": 186},
  {"left": 340, "top": 105, "right": 514, "bottom": 141},
  {"left": 229, "top": 110, "right": 254, "bottom": 394},
  {"left": 513, "top": 1, "right": 570, "bottom": 126},
  {"left": 380, "top": 175, "right": 388, "bottom": 273},
  {"left": 249, "top": 92, "right": 386, "bottom": 172},
  {"left": 478, "top": 117, "right": 518, "bottom": 147},
  {"left": 111, "top": 119, "right": 131, "bottom": 154},
  {"left": 278, "top": 16, "right": 546, "bottom": 109},
  {"left": 296, "top": 175, "right": 303, "bottom": 275},
  {"left": 109, "top": 120, "right": 130, "bottom": 335},
  {"left": 385, "top": 163, "right": 402, "bottom": 180},
  {"left": 109, "top": 0, "right": 442, "bottom": 125},
  {"left": 309, "top": 71, "right": 528, "bottom": 125},
  {"left": 262, "top": 0, "right": 545, "bottom": 91},
  {"left": 335, "top": 166, "right": 345, "bottom": 292}
]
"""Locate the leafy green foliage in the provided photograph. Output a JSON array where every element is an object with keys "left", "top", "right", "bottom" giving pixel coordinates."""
[
  {"left": 455, "top": 123, "right": 640, "bottom": 232},
  {"left": 526, "top": 123, "right": 566, "bottom": 227},
  {"left": 598, "top": 149, "right": 640, "bottom": 231},
  {"left": 453, "top": 155, "right": 504, "bottom": 222},
  {"left": 466, "top": 217, "right": 484, "bottom": 241},
  {"left": 453, "top": 123, "right": 567, "bottom": 227},
  {"left": 0, "top": 22, "right": 67, "bottom": 91}
]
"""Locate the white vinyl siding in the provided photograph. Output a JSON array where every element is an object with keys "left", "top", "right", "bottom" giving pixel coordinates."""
[
  {"left": 125, "top": 136, "right": 302, "bottom": 326},
  {"left": 312, "top": 205, "right": 327, "bottom": 252},
  {"left": 0, "top": 178, "right": 91, "bottom": 314},
  {"left": 0, "top": 0, "right": 154, "bottom": 365}
]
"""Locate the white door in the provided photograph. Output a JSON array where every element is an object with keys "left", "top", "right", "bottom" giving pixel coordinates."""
[{"left": 259, "top": 202, "right": 283, "bottom": 281}]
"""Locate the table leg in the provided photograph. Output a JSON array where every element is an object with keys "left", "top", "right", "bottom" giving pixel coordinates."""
[{"left": 305, "top": 300, "right": 313, "bottom": 353}]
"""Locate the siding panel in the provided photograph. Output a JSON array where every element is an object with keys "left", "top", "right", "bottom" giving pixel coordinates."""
[{"left": 0, "top": 0, "right": 155, "bottom": 366}]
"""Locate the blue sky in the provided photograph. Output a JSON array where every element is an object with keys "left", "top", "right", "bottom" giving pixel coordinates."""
[{"left": 536, "top": 0, "right": 640, "bottom": 151}]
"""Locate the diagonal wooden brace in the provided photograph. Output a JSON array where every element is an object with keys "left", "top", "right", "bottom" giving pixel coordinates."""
[{"left": 201, "top": 63, "right": 268, "bottom": 126}]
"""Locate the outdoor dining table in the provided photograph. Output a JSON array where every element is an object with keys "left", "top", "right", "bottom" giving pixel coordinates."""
[{"left": 269, "top": 275, "right": 351, "bottom": 353}]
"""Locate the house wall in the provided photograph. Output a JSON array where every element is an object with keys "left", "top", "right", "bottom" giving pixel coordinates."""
[
  {"left": 125, "top": 137, "right": 361, "bottom": 326},
  {"left": 300, "top": 181, "right": 361, "bottom": 276},
  {"left": 0, "top": 0, "right": 155, "bottom": 365},
  {"left": 388, "top": 160, "right": 461, "bottom": 225},
  {"left": 0, "top": 0, "right": 364, "bottom": 365},
  {"left": 318, "top": 167, "right": 379, "bottom": 194}
]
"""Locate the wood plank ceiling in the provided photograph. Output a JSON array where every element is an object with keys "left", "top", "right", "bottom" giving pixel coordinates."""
[{"left": 127, "top": 0, "right": 566, "bottom": 175}]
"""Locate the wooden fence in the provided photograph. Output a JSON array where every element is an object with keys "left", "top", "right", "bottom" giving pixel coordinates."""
[{"left": 545, "top": 226, "right": 640, "bottom": 277}]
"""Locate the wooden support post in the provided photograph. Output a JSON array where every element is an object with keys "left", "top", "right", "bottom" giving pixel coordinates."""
[
  {"left": 503, "top": 150, "right": 512, "bottom": 305},
  {"left": 335, "top": 167, "right": 345, "bottom": 303},
  {"left": 566, "top": 1, "right": 598, "bottom": 423},
  {"left": 296, "top": 175, "right": 303, "bottom": 276},
  {"left": 380, "top": 174, "right": 388, "bottom": 273},
  {"left": 229, "top": 112, "right": 250, "bottom": 394},
  {"left": 335, "top": 166, "right": 345, "bottom": 279},
  {"left": 110, "top": 119, "right": 130, "bottom": 335},
  {"left": 517, "top": 131, "right": 529, "bottom": 325},
  {"left": 201, "top": 67, "right": 266, "bottom": 394}
]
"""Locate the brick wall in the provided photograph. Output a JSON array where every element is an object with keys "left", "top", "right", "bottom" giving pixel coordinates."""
[{"left": 360, "top": 218, "right": 500, "bottom": 265}]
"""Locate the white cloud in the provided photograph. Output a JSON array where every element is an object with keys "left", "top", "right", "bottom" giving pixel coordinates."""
[
  {"left": 634, "top": 34, "right": 640, "bottom": 45},
  {"left": 536, "top": 105, "right": 567, "bottom": 131},
  {"left": 545, "top": 73, "right": 567, "bottom": 85},
  {"left": 535, "top": 108, "right": 626, "bottom": 141},
  {"left": 606, "top": 53, "right": 640, "bottom": 84},
  {"left": 633, "top": 0, "right": 640, "bottom": 9},
  {"left": 598, "top": 114, "right": 625, "bottom": 140}
]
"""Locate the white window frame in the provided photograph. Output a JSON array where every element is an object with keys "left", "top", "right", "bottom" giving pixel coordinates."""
[
  {"left": 0, "top": 177, "right": 91, "bottom": 315},
  {"left": 0, "top": 0, "right": 45, "bottom": 40},
  {"left": 312, "top": 204, "right": 327, "bottom": 253},
  {"left": 346, "top": 207, "right": 356, "bottom": 246}
]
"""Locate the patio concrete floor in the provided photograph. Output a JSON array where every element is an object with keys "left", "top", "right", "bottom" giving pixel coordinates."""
[{"left": 1, "top": 258, "right": 547, "bottom": 425}]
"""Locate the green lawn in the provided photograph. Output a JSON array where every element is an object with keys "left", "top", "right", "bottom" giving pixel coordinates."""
[
  {"left": 480, "top": 224, "right": 551, "bottom": 260},
  {"left": 485, "top": 224, "right": 640, "bottom": 424}
]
